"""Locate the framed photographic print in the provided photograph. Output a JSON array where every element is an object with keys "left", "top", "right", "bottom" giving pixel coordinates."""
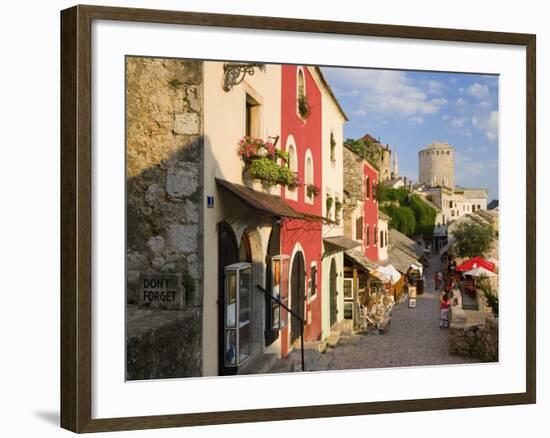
[{"left": 60, "top": 4, "right": 536, "bottom": 433}]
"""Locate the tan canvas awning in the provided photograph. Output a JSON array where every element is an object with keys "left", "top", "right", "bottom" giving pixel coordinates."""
[
  {"left": 344, "top": 249, "right": 379, "bottom": 271},
  {"left": 324, "top": 236, "right": 361, "bottom": 251}
]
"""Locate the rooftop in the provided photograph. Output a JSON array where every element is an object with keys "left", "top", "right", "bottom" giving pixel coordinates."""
[
  {"left": 420, "top": 141, "right": 454, "bottom": 151},
  {"left": 388, "top": 229, "right": 425, "bottom": 259}
]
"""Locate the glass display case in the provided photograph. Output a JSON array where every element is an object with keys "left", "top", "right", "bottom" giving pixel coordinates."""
[
  {"left": 224, "top": 262, "right": 252, "bottom": 367},
  {"left": 271, "top": 255, "right": 289, "bottom": 330}
]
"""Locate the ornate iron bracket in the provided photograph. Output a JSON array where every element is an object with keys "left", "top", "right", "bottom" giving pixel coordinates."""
[{"left": 223, "top": 63, "right": 266, "bottom": 92}]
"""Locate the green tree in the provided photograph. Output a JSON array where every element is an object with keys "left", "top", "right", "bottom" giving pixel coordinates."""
[
  {"left": 407, "top": 195, "right": 436, "bottom": 238},
  {"left": 344, "top": 138, "right": 383, "bottom": 167},
  {"left": 478, "top": 278, "right": 499, "bottom": 317},
  {"left": 382, "top": 204, "right": 416, "bottom": 236},
  {"left": 379, "top": 190, "right": 435, "bottom": 239},
  {"left": 452, "top": 221, "right": 496, "bottom": 258},
  {"left": 377, "top": 186, "right": 408, "bottom": 204}
]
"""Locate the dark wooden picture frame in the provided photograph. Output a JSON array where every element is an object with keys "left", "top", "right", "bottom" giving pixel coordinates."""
[{"left": 61, "top": 4, "right": 536, "bottom": 433}]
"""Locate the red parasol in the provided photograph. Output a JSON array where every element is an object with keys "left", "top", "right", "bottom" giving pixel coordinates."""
[{"left": 456, "top": 256, "right": 496, "bottom": 273}]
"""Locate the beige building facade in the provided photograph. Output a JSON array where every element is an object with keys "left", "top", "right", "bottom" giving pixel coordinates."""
[
  {"left": 315, "top": 68, "right": 348, "bottom": 340},
  {"left": 203, "top": 62, "right": 283, "bottom": 376}
]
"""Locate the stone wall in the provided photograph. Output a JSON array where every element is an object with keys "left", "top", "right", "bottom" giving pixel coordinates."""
[
  {"left": 449, "top": 309, "right": 498, "bottom": 362},
  {"left": 379, "top": 147, "right": 391, "bottom": 182},
  {"left": 126, "top": 306, "right": 202, "bottom": 379},
  {"left": 126, "top": 57, "right": 204, "bottom": 378},
  {"left": 343, "top": 147, "right": 364, "bottom": 202}
]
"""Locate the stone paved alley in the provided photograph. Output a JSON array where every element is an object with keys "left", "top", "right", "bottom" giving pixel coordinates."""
[{"left": 309, "top": 254, "right": 481, "bottom": 371}]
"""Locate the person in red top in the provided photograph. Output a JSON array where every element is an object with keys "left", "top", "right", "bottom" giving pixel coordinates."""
[{"left": 439, "top": 292, "right": 451, "bottom": 328}]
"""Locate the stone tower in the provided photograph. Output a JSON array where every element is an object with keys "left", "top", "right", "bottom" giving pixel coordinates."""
[
  {"left": 418, "top": 141, "right": 454, "bottom": 188},
  {"left": 392, "top": 150, "right": 399, "bottom": 179}
]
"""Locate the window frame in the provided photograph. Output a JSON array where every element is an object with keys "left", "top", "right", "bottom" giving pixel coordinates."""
[
  {"left": 223, "top": 263, "right": 252, "bottom": 367},
  {"left": 270, "top": 255, "right": 289, "bottom": 331}
]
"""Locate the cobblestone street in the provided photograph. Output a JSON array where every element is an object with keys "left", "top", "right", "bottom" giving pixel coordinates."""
[{"left": 310, "top": 254, "right": 481, "bottom": 371}]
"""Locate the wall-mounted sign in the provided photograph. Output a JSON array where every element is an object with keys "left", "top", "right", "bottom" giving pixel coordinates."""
[
  {"left": 207, "top": 195, "right": 214, "bottom": 208},
  {"left": 139, "top": 273, "right": 184, "bottom": 310}
]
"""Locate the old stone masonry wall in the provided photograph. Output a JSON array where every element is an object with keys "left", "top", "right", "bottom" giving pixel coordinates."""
[
  {"left": 449, "top": 313, "right": 498, "bottom": 362},
  {"left": 126, "top": 57, "right": 204, "bottom": 379}
]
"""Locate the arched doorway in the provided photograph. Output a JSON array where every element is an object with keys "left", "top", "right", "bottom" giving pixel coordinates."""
[
  {"left": 218, "top": 222, "right": 239, "bottom": 376},
  {"left": 330, "top": 258, "right": 338, "bottom": 327},
  {"left": 239, "top": 233, "right": 252, "bottom": 262},
  {"left": 290, "top": 251, "right": 305, "bottom": 345},
  {"left": 265, "top": 224, "right": 281, "bottom": 346}
]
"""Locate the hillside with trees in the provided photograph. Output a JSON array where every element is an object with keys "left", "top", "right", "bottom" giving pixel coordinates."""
[{"left": 378, "top": 185, "right": 436, "bottom": 239}]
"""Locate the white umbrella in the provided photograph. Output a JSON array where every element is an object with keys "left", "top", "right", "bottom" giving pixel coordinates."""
[
  {"left": 464, "top": 266, "right": 497, "bottom": 278},
  {"left": 377, "top": 265, "right": 402, "bottom": 285}
]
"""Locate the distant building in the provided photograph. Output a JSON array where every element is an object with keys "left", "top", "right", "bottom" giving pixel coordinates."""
[
  {"left": 419, "top": 187, "right": 488, "bottom": 233},
  {"left": 383, "top": 178, "right": 405, "bottom": 190},
  {"left": 360, "top": 133, "right": 392, "bottom": 182}
]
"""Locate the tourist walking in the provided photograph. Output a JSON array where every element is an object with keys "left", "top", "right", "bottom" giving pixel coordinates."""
[
  {"left": 434, "top": 271, "right": 443, "bottom": 290},
  {"left": 439, "top": 292, "right": 451, "bottom": 328}
]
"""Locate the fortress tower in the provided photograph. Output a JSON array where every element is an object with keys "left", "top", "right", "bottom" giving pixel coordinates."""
[{"left": 418, "top": 141, "right": 454, "bottom": 188}]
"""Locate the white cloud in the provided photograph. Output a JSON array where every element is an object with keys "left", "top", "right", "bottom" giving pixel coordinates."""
[
  {"left": 332, "top": 87, "right": 360, "bottom": 97},
  {"left": 456, "top": 97, "right": 467, "bottom": 105},
  {"left": 450, "top": 117, "right": 467, "bottom": 128},
  {"left": 323, "top": 69, "right": 447, "bottom": 118},
  {"left": 477, "top": 100, "right": 492, "bottom": 109},
  {"left": 467, "top": 83, "right": 490, "bottom": 100},
  {"left": 408, "top": 116, "right": 424, "bottom": 125},
  {"left": 472, "top": 110, "right": 498, "bottom": 142},
  {"left": 424, "top": 80, "right": 445, "bottom": 95},
  {"left": 442, "top": 114, "right": 471, "bottom": 136},
  {"left": 455, "top": 152, "right": 497, "bottom": 179}
]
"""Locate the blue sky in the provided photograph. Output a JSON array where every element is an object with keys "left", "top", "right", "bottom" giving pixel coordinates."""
[{"left": 322, "top": 67, "right": 499, "bottom": 201}]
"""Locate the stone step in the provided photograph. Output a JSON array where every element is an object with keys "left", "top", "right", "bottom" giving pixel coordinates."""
[
  {"left": 325, "top": 335, "right": 340, "bottom": 348},
  {"left": 238, "top": 352, "right": 279, "bottom": 375},
  {"left": 304, "top": 340, "right": 327, "bottom": 353},
  {"left": 340, "top": 319, "right": 354, "bottom": 335},
  {"left": 338, "top": 334, "right": 362, "bottom": 346}
]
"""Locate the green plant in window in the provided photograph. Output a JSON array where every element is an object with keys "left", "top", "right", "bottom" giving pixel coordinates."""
[
  {"left": 306, "top": 184, "right": 320, "bottom": 198},
  {"left": 334, "top": 198, "right": 343, "bottom": 220},
  {"left": 326, "top": 195, "right": 334, "bottom": 216},
  {"left": 247, "top": 157, "right": 299, "bottom": 188},
  {"left": 237, "top": 136, "right": 301, "bottom": 189},
  {"left": 330, "top": 133, "right": 336, "bottom": 162},
  {"left": 297, "top": 95, "right": 312, "bottom": 119}
]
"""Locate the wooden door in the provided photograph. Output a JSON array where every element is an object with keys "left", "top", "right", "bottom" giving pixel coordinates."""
[
  {"left": 290, "top": 251, "right": 305, "bottom": 345},
  {"left": 330, "top": 258, "right": 338, "bottom": 327}
]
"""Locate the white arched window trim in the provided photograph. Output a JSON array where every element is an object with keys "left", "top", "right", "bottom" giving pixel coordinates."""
[
  {"left": 304, "top": 149, "right": 314, "bottom": 204},
  {"left": 296, "top": 66, "right": 307, "bottom": 120},
  {"left": 285, "top": 135, "right": 298, "bottom": 201}
]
